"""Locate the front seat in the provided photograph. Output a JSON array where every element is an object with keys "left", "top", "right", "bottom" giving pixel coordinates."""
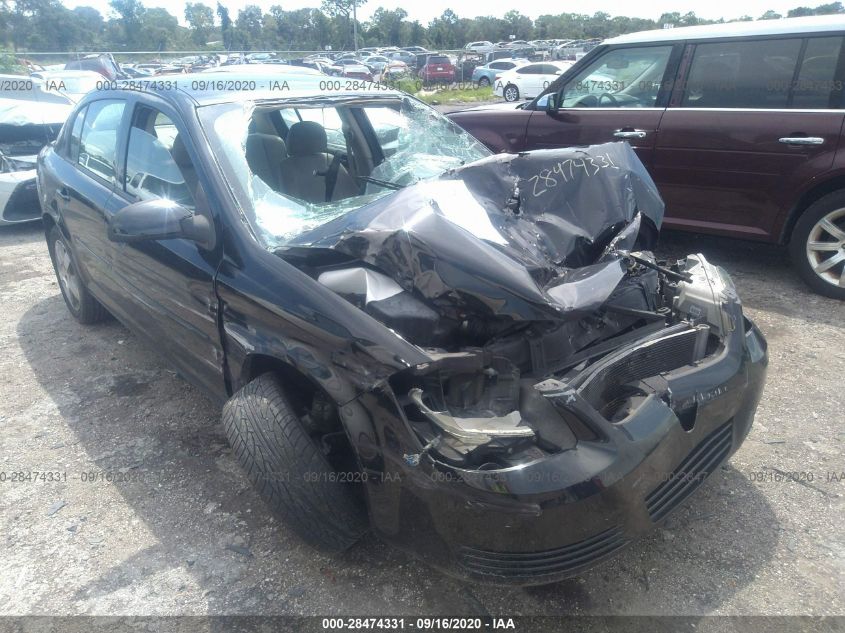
[
  {"left": 246, "top": 133, "right": 286, "bottom": 191},
  {"left": 279, "top": 121, "right": 359, "bottom": 203}
]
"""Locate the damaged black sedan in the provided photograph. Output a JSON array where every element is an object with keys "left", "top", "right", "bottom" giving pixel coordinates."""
[{"left": 37, "top": 77, "right": 767, "bottom": 585}]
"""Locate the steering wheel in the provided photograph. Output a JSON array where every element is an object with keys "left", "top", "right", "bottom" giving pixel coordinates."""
[{"left": 598, "top": 92, "right": 620, "bottom": 107}]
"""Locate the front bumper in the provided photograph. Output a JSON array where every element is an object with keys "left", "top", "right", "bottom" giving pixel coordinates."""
[
  {"left": 349, "top": 256, "right": 768, "bottom": 585},
  {"left": 0, "top": 166, "right": 41, "bottom": 225}
]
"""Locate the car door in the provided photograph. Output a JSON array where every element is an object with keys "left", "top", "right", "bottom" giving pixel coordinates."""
[
  {"left": 106, "top": 98, "right": 226, "bottom": 399},
  {"left": 524, "top": 44, "right": 679, "bottom": 167},
  {"left": 57, "top": 98, "right": 130, "bottom": 303},
  {"left": 652, "top": 35, "right": 845, "bottom": 240}
]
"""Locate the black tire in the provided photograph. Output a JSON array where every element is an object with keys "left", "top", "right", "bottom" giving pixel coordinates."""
[
  {"left": 222, "top": 373, "right": 368, "bottom": 551},
  {"left": 478, "top": 76, "right": 490, "bottom": 87},
  {"left": 46, "top": 225, "right": 110, "bottom": 324},
  {"left": 503, "top": 84, "right": 520, "bottom": 102},
  {"left": 788, "top": 190, "right": 845, "bottom": 300}
]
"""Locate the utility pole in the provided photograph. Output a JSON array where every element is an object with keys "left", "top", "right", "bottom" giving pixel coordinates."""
[{"left": 352, "top": 0, "right": 358, "bottom": 51}]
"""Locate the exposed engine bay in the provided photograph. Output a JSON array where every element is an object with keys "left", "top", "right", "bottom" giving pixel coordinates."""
[{"left": 275, "top": 142, "right": 739, "bottom": 469}]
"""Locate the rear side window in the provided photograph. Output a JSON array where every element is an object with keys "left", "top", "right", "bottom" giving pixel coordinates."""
[
  {"left": 792, "top": 36, "right": 844, "bottom": 109},
  {"left": 77, "top": 99, "right": 125, "bottom": 185},
  {"left": 682, "top": 38, "right": 802, "bottom": 108}
]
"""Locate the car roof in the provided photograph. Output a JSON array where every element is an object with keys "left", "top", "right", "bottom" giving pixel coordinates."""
[
  {"left": 81, "top": 72, "right": 405, "bottom": 109},
  {"left": 605, "top": 15, "right": 845, "bottom": 45}
]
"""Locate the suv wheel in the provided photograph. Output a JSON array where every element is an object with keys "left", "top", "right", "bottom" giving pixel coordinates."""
[
  {"left": 503, "top": 84, "right": 519, "bottom": 102},
  {"left": 789, "top": 191, "right": 845, "bottom": 299},
  {"left": 222, "top": 373, "right": 368, "bottom": 551},
  {"left": 47, "top": 225, "right": 110, "bottom": 324}
]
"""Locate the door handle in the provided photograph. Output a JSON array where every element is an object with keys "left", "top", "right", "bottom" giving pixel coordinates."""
[
  {"left": 614, "top": 129, "right": 648, "bottom": 139},
  {"left": 778, "top": 136, "right": 824, "bottom": 145},
  {"left": 57, "top": 187, "right": 71, "bottom": 202}
]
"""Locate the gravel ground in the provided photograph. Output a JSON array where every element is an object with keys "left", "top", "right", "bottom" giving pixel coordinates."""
[{"left": 0, "top": 219, "right": 843, "bottom": 619}]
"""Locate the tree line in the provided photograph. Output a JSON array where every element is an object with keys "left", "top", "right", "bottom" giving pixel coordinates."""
[{"left": 0, "top": 0, "right": 842, "bottom": 54}]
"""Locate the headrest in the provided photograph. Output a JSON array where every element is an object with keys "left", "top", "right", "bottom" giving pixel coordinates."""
[
  {"left": 246, "top": 132, "right": 286, "bottom": 158},
  {"left": 286, "top": 121, "right": 328, "bottom": 157}
]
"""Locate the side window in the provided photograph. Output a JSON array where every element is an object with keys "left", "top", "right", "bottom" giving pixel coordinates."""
[
  {"left": 67, "top": 106, "right": 86, "bottom": 163},
  {"left": 682, "top": 38, "right": 802, "bottom": 109},
  {"left": 560, "top": 45, "right": 673, "bottom": 108},
  {"left": 77, "top": 99, "right": 125, "bottom": 185},
  {"left": 792, "top": 36, "right": 844, "bottom": 109},
  {"left": 518, "top": 65, "right": 542, "bottom": 74},
  {"left": 124, "top": 106, "right": 195, "bottom": 211}
]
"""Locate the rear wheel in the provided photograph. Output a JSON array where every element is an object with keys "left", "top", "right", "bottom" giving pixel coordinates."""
[
  {"left": 503, "top": 84, "right": 520, "bottom": 102},
  {"left": 477, "top": 76, "right": 490, "bottom": 87},
  {"left": 789, "top": 191, "right": 845, "bottom": 300},
  {"left": 47, "top": 225, "right": 109, "bottom": 324},
  {"left": 222, "top": 372, "right": 368, "bottom": 551}
]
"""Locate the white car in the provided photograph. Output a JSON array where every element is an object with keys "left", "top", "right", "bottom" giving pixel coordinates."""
[
  {"left": 465, "top": 41, "right": 494, "bottom": 52},
  {"left": 493, "top": 61, "right": 573, "bottom": 102}
]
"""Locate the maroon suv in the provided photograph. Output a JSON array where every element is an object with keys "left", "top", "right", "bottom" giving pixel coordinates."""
[
  {"left": 449, "top": 16, "right": 845, "bottom": 299},
  {"left": 420, "top": 55, "right": 456, "bottom": 83}
]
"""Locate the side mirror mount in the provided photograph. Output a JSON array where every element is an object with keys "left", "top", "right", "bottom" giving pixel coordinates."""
[
  {"left": 542, "top": 92, "right": 559, "bottom": 113},
  {"left": 108, "top": 198, "right": 214, "bottom": 249}
]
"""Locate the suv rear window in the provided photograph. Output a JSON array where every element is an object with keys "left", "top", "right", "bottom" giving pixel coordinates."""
[
  {"left": 682, "top": 38, "right": 803, "bottom": 109},
  {"left": 427, "top": 56, "right": 450, "bottom": 64}
]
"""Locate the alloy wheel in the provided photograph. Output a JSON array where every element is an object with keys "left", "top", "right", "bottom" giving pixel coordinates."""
[
  {"left": 805, "top": 206, "right": 845, "bottom": 289},
  {"left": 54, "top": 239, "right": 82, "bottom": 312}
]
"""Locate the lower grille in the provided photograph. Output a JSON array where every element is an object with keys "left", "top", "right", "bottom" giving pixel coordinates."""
[
  {"left": 458, "top": 526, "right": 629, "bottom": 578},
  {"left": 646, "top": 420, "right": 733, "bottom": 522}
]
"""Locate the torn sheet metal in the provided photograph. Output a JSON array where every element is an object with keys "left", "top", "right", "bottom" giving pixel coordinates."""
[
  {"left": 284, "top": 142, "right": 663, "bottom": 321},
  {"left": 317, "top": 267, "right": 404, "bottom": 304}
]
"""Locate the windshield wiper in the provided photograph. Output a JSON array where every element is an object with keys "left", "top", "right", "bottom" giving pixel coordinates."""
[{"left": 354, "top": 175, "right": 404, "bottom": 190}]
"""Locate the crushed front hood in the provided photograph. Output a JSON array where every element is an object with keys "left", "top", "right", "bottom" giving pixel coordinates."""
[{"left": 285, "top": 142, "right": 663, "bottom": 322}]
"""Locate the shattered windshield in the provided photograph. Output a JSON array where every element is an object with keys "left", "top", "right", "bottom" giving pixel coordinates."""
[{"left": 199, "top": 95, "right": 490, "bottom": 248}]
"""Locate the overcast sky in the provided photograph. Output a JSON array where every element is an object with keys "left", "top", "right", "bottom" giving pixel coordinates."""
[{"left": 60, "top": 0, "right": 814, "bottom": 25}]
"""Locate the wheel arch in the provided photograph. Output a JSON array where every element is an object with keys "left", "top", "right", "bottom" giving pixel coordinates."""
[
  {"left": 235, "top": 352, "right": 382, "bottom": 467},
  {"left": 41, "top": 212, "right": 56, "bottom": 238},
  {"left": 779, "top": 174, "right": 845, "bottom": 245},
  {"left": 238, "top": 353, "right": 324, "bottom": 403}
]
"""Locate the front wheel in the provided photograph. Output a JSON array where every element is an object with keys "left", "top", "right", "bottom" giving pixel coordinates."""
[
  {"left": 789, "top": 191, "right": 845, "bottom": 300},
  {"left": 222, "top": 373, "right": 368, "bottom": 551},
  {"left": 503, "top": 84, "right": 520, "bottom": 102}
]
